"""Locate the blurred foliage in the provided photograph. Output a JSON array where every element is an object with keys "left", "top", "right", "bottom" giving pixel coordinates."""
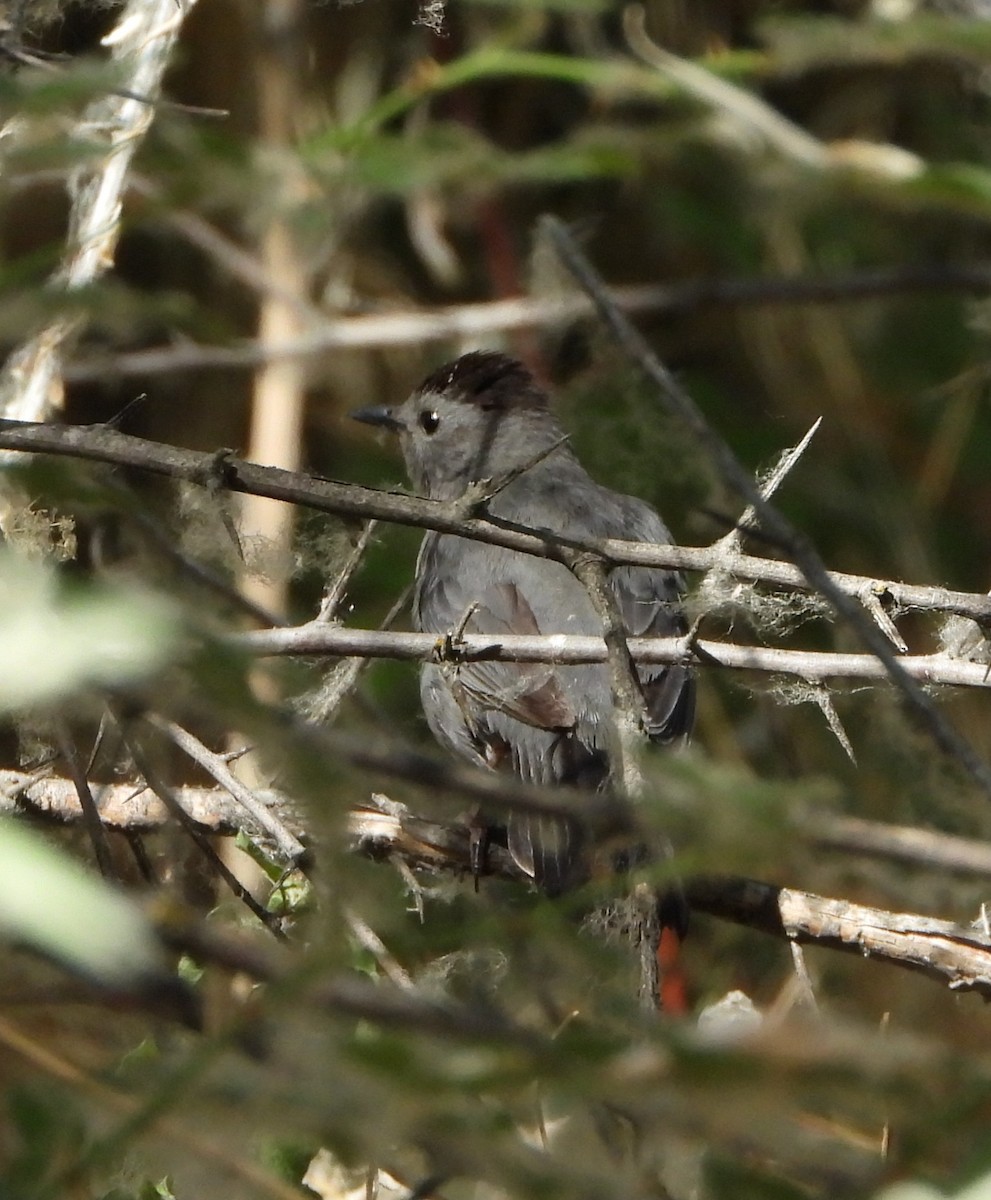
[{"left": 4, "top": 0, "right": 991, "bottom": 1197}]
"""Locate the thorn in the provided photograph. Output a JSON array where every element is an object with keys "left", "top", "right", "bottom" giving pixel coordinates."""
[
  {"left": 711, "top": 416, "right": 823, "bottom": 555},
  {"left": 813, "top": 686, "right": 857, "bottom": 764},
  {"left": 860, "top": 584, "right": 908, "bottom": 653}
]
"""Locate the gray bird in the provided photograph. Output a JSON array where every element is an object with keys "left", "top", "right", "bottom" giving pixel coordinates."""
[{"left": 351, "top": 351, "right": 694, "bottom": 896}]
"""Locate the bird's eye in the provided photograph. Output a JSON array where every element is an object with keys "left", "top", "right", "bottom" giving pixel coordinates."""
[{"left": 418, "top": 410, "right": 440, "bottom": 434}]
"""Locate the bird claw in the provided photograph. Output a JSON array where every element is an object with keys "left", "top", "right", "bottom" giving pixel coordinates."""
[
  {"left": 431, "top": 603, "right": 479, "bottom": 663},
  {"left": 431, "top": 631, "right": 467, "bottom": 664}
]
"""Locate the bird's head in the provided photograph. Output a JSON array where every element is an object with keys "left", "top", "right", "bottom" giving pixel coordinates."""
[{"left": 350, "top": 351, "right": 565, "bottom": 500}]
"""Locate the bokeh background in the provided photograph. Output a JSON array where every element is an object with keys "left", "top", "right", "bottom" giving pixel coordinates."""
[{"left": 5, "top": 1, "right": 991, "bottom": 1196}]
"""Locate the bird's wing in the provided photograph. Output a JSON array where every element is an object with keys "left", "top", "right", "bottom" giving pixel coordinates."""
[
  {"left": 611, "top": 562, "right": 695, "bottom": 743},
  {"left": 415, "top": 541, "right": 577, "bottom": 734},
  {"left": 459, "top": 582, "right": 577, "bottom": 732}
]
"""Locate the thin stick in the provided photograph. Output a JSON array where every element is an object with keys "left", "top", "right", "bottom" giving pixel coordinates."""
[
  {"left": 566, "top": 552, "right": 649, "bottom": 798},
  {"left": 118, "top": 722, "right": 287, "bottom": 938},
  {"left": 147, "top": 715, "right": 305, "bottom": 863},
  {"left": 317, "top": 519, "right": 377, "bottom": 622},
  {"left": 53, "top": 723, "right": 115, "bottom": 880}
]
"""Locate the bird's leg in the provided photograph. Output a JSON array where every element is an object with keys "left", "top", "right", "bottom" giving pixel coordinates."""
[{"left": 466, "top": 808, "right": 491, "bottom": 892}]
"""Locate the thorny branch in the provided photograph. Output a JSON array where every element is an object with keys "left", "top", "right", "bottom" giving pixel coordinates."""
[
  {"left": 0, "top": 419, "right": 986, "bottom": 622},
  {"left": 18, "top": 766, "right": 991, "bottom": 881},
  {"left": 239, "top": 624, "right": 991, "bottom": 690},
  {"left": 541, "top": 216, "right": 991, "bottom": 800}
]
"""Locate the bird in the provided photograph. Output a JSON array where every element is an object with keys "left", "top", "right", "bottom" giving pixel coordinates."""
[{"left": 351, "top": 350, "right": 694, "bottom": 897}]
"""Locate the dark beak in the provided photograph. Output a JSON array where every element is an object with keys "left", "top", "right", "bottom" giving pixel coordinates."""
[{"left": 349, "top": 405, "right": 403, "bottom": 432}]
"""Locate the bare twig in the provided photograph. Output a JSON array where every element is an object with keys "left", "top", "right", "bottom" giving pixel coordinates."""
[
  {"left": 712, "top": 417, "right": 822, "bottom": 556},
  {"left": 14, "top": 768, "right": 991, "bottom": 888},
  {"left": 238, "top": 624, "right": 991, "bottom": 690},
  {"left": 329, "top": 727, "right": 628, "bottom": 837},
  {"left": 53, "top": 722, "right": 115, "bottom": 880},
  {"left": 0, "top": 421, "right": 986, "bottom": 623},
  {"left": 463, "top": 434, "right": 571, "bottom": 510},
  {"left": 1, "top": 728, "right": 631, "bottom": 845},
  {"left": 345, "top": 909, "right": 415, "bottom": 990},
  {"left": 317, "top": 519, "right": 377, "bottom": 623},
  {"left": 565, "top": 552, "right": 649, "bottom": 798},
  {"left": 131, "top": 175, "right": 322, "bottom": 323},
  {"left": 0, "top": 768, "right": 293, "bottom": 834},
  {"left": 684, "top": 875, "right": 991, "bottom": 997},
  {"left": 301, "top": 582, "right": 413, "bottom": 725},
  {"left": 117, "top": 722, "right": 287, "bottom": 937},
  {"left": 146, "top": 715, "right": 305, "bottom": 863},
  {"left": 61, "top": 266, "right": 991, "bottom": 382},
  {"left": 559, "top": 548, "right": 663, "bottom": 1010},
  {"left": 804, "top": 814, "right": 991, "bottom": 877}
]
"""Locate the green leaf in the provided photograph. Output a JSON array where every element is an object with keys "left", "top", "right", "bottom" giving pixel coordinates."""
[
  {"left": 0, "top": 818, "right": 166, "bottom": 988},
  {"left": 0, "top": 551, "right": 177, "bottom": 710},
  {"left": 902, "top": 164, "right": 991, "bottom": 217},
  {"left": 341, "top": 126, "right": 635, "bottom": 195},
  {"left": 315, "top": 50, "right": 674, "bottom": 153}
]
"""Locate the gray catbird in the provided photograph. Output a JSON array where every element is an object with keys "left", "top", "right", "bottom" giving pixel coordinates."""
[{"left": 351, "top": 351, "right": 695, "bottom": 896}]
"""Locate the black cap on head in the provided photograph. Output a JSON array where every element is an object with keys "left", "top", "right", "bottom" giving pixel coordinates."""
[{"left": 415, "top": 351, "right": 547, "bottom": 413}]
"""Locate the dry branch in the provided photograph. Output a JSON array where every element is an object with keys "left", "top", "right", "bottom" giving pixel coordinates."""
[
  {"left": 0, "top": 420, "right": 987, "bottom": 624},
  {"left": 146, "top": 715, "right": 306, "bottom": 861},
  {"left": 0, "top": 768, "right": 297, "bottom": 835},
  {"left": 61, "top": 266, "right": 991, "bottom": 382},
  {"left": 12, "top": 766, "right": 991, "bottom": 994},
  {"left": 0, "top": 0, "right": 199, "bottom": 424},
  {"left": 239, "top": 624, "right": 991, "bottom": 690},
  {"left": 685, "top": 876, "right": 991, "bottom": 996}
]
